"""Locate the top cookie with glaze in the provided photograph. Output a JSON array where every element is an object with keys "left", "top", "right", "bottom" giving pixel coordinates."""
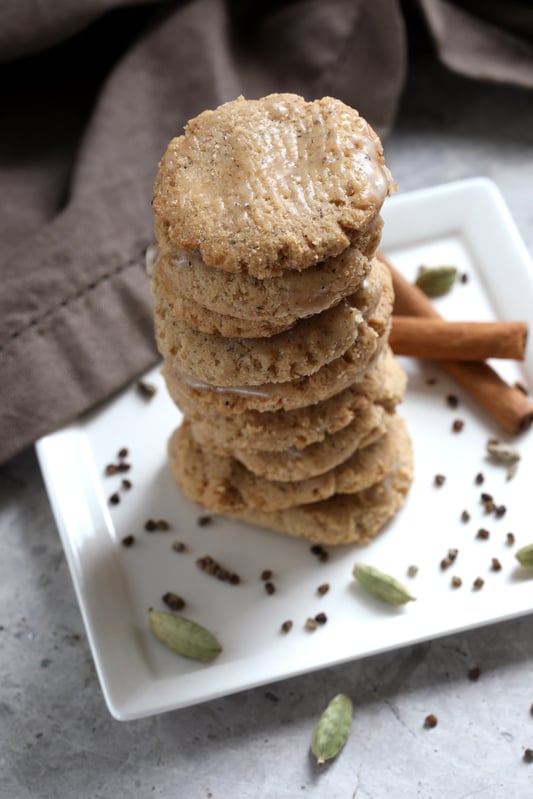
[{"left": 153, "top": 94, "right": 394, "bottom": 277}]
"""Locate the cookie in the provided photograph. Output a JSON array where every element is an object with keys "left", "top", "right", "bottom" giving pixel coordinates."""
[
  {"left": 159, "top": 265, "right": 393, "bottom": 412},
  {"left": 186, "top": 368, "right": 402, "bottom": 455},
  {"left": 224, "top": 406, "right": 386, "bottom": 482},
  {"left": 229, "top": 453, "right": 413, "bottom": 546},
  {"left": 151, "top": 229, "right": 378, "bottom": 323},
  {"left": 153, "top": 94, "right": 394, "bottom": 277},
  {"left": 152, "top": 250, "right": 387, "bottom": 339},
  {"left": 154, "top": 294, "right": 374, "bottom": 387},
  {"left": 169, "top": 414, "right": 410, "bottom": 514},
  {"left": 162, "top": 332, "right": 398, "bottom": 417}
]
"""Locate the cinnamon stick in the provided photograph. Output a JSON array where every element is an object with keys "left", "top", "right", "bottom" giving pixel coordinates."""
[
  {"left": 377, "top": 252, "right": 533, "bottom": 434},
  {"left": 390, "top": 317, "right": 527, "bottom": 361}
]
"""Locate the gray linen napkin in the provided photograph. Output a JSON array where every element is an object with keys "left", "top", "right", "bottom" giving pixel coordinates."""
[{"left": 0, "top": 0, "right": 532, "bottom": 464}]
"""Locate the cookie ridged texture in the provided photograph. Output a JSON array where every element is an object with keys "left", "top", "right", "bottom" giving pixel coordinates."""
[
  {"left": 153, "top": 94, "right": 394, "bottom": 277},
  {"left": 169, "top": 414, "right": 410, "bottom": 515}
]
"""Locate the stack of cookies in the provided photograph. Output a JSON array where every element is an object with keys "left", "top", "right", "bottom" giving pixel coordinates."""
[{"left": 151, "top": 94, "right": 413, "bottom": 546}]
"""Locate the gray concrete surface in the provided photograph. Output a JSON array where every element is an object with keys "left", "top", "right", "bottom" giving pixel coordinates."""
[{"left": 1, "top": 56, "right": 533, "bottom": 798}]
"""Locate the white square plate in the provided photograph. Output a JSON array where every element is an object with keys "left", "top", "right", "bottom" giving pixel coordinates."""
[{"left": 36, "top": 178, "right": 533, "bottom": 721}]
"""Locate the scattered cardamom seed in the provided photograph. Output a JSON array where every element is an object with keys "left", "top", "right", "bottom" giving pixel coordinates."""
[
  {"left": 353, "top": 563, "right": 416, "bottom": 606},
  {"left": 311, "top": 693, "right": 353, "bottom": 766},
  {"left": 415, "top": 265, "right": 457, "bottom": 297},
  {"left": 137, "top": 379, "right": 157, "bottom": 399},
  {"left": 148, "top": 609, "right": 222, "bottom": 662},
  {"left": 162, "top": 592, "right": 186, "bottom": 611},
  {"left": 515, "top": 544, "right": 533, "bottom": 568},
  {"left": 281, "top": 620, "right": 293, "bottom": 634}
]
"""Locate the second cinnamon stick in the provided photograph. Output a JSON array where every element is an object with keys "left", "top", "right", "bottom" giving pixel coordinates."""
[{"left": 390, "top": 317, "right": 527, "bottom": 361}]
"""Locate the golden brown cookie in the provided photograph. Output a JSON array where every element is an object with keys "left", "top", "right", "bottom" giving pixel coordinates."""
[
  {"left": 162, "top": 332, "right": 399, "bottom": 417},
  {"left": 229, "top": 454, "right": 413, "bottom": 546},
  {"left": 225, "top": 406, "right": 386, "bottom": 482},
  {"left": 154, "top": 295, "right": 374, "bottom": 387},
  {"left": 153, "top": 94, "right": 394, "bottom": 277},
  {"left": 151, "top": 231, "right": 380, "bottom": 332},
  {"left": 168, "top": 414, "right": 410, "bottom": 514},
  {"left": 183, "top": 358, "right": 405, "bottom": 454},
  {"left": 152, "top": 250, "right": 388, "bottom": 339}
]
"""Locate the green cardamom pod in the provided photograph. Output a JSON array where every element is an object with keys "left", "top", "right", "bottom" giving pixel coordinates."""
[
  {"left": 311, "top": 693, "right": 353, "bottom": 766},
  {"left": 515, "top": 544, "right": 533, "bottom": 568},
  {"left": 353, "top": 562, "right": 416, "bottom": 606},
  {"left": 148, "top": 609, "right": 222, "bottom": 662},
  {"left": 415, "top": 265, "right": 457, "bottom": 297}
]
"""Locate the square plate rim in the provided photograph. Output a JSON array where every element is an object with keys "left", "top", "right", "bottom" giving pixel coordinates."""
[{"left": 36, "top": 177, "right": 533, "bottom": 720}]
